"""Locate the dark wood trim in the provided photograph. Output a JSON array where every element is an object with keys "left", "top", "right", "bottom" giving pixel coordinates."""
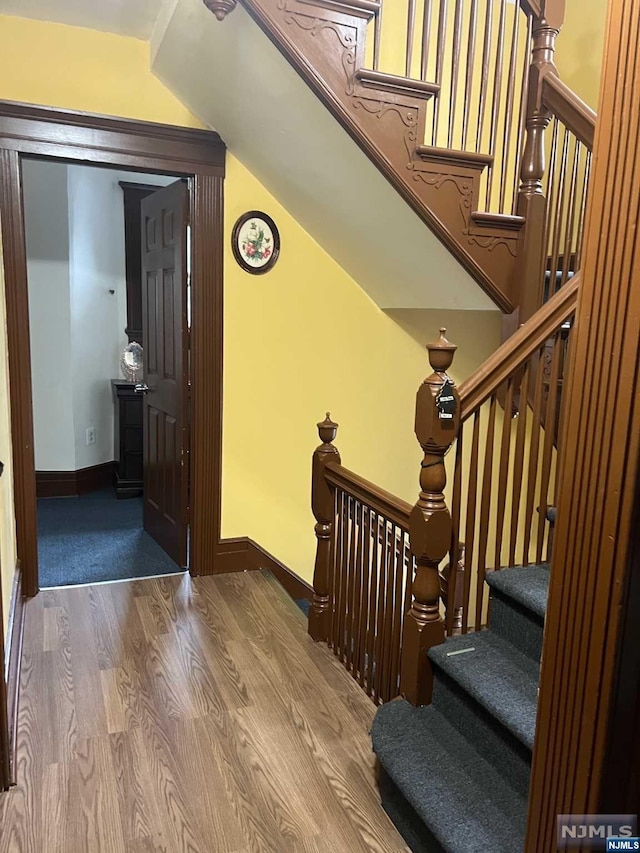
[
  {"left": 35, "top": 462, "right": 115, "bottom": 498},
  {"left": 190, "top": 173, "right": 226, "bottom": 575},
  {"left": 525, "top": 0, "right": 640, "bottom": 843},
  {"left": 118, "top": 181, "right": 168, "bottom": 193},
  {"left": 0, "top": 148, "right": 38, "bottom": 599},
  {"left": 599, "top": 468, "right": 640, "bottom": 812},
  {"left": 541, "top": 71, "right": 596, "bottom": 149},
  {"left": 0, "top": 101, "right": 224, "bottom": 176},
  {"left": 325, "top": 461, "right": 412, "bottom": 528},
  {"left": 3, "top": 562, "right": 24, "bottom": 787},
  {"left": 0, "top": 101, "right": 225, "bottom": 597},
  {"left": 458, "top": 274, "right": 579, "bottom": 420},
  {"left": 209, "top": 537, "right": 254, "bottom": 574},
  {"left": 237, "top": 0, "right": 516, "bottom": 313},
  {"left": 250, "top": 540, "right": 313, "bottom": 601},
  {"left": 120, "top": 181, "right": 160, "bottom": 344},
  {"left": 206, "top": 535, "right": 313, "bottom": 601},
  {"left": 519, "top": 0, "right": 542, "bottom": 19}
]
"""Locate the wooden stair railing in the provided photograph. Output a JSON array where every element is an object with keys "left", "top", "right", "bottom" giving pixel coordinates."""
[
  {"left": 308, "top": 330, "right": 460, "bottom": 706},
  {"left": 309, "top": 414, "right": 416, "bottom": 704},
  {"left": 515, "top": 19, "right": 596, "bottom": 324},
  {"left": 206, "top": 0, "right": 595, "bottom": 322},
  {"left": 308, "top": 283, "right": 576, "bottom": 706},
  {"left": 400, "top": 328, "right": 460, "bottom": 706},
  {"left": 446, "top": 274, "right": 579, "bottom": 638}
]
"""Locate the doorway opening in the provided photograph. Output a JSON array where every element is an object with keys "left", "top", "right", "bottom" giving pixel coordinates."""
[{"left": 22, "top": 159, "right": 189, "bottom": 587}]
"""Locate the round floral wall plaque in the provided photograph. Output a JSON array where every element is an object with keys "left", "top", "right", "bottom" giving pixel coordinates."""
[{"left": 232, "top": 211, "right": 280, "bottom": 274}]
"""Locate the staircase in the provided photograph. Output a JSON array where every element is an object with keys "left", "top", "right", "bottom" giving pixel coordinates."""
[
  {"left": 303, "top": 281, "right": 579, "bottom": 852},
  {"left": 203, "top": 0, "right": 595, "bottom": 324},
  {"left": 372, "top": 563, "right": 548, "bottom": 852}
]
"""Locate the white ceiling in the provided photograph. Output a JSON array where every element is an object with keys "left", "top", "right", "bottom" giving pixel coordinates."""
[{"left": 0, "top": 0, "right": 164, "bottom": 39}]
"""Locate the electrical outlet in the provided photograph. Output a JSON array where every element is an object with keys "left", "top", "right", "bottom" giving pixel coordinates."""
[{"left": 86, "top": 427, "right": 96, "bottom": 446}]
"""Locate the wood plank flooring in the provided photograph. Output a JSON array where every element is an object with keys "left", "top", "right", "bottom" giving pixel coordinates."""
[{"left": 0, "top": 570, "right": 408, "bottom": 852}]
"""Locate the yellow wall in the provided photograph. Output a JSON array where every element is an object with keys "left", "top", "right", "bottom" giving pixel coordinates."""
[
  {"left": 0, "top": 16, "right": 202, "bottom": 127},
  {"left": 0, "top": 15, "right": 501, "bottom": 587},
  {"left": 0, "top": 228, "right": 17, "bottom": 636},
  {"left": 223, "top": 157, "right": 501, "bottom": 577},
  {"left": 555, "top": 0, "right": 606, "bottom": 109}
]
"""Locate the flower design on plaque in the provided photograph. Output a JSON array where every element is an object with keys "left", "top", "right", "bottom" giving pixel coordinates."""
[{"left": 232, "top": 211, "right": 280, "bottom": 274}]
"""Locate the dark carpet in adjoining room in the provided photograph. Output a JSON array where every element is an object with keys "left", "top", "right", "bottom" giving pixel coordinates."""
[{"left": 37, "top": 488, "right": 182, "bottom": 587}]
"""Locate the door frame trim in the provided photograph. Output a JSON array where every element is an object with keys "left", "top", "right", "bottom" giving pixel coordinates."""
[{"left": 0, "top": 100, "right": 226, "bottom": 597}]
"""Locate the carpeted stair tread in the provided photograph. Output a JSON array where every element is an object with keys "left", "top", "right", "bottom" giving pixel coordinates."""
[
  {"left": 372, "top": 700, "right": 527, "bottom": 853},
  {"left": 429, "top": 632, "right": 539, "bottom": 750},
  {"left": 486, "top": 563, "right": 550, "bottom": 619}
]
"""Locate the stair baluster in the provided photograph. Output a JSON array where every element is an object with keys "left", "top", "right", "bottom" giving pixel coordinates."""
[
  {"left": 401, "top": 329, "right": 460, "bottom": 706},
  {"left": 309, "top": 413, "right": 341, "bottom": 643}
]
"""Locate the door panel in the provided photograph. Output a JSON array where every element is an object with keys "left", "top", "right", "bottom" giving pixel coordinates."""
[{"left": 140, "top": 181, "right": 189, "bottom": 567}]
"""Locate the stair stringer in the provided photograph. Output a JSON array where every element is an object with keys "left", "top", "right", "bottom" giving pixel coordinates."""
[{"left": 239, "top": 0, "right": 520, "bottom": 313}]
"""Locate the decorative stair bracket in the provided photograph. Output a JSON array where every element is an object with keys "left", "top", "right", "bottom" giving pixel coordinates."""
[
  {"left": 401, "top": 329, "right": 460, "bottom": 706},
  {"left": 309, "top": 413, "right": 341, "bottom": 643},
  {"left": 220, "top": 0, "right": 519, "bottom": 312},
  {"left": 203, "top": 0, "right": 238, "bottom": 19}
]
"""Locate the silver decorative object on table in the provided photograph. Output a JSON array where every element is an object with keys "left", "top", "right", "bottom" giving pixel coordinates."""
[{"left": 120, "top": 342, "right": 143, "bottom": 384}]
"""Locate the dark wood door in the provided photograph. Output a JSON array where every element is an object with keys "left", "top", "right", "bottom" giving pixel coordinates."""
[{"left": 140, "top": 181, "right": 189, "bottom": 567}]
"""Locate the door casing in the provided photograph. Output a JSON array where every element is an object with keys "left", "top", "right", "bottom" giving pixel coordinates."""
[{"left": 0, "top": 101, "right": 226, "bottom": 596}]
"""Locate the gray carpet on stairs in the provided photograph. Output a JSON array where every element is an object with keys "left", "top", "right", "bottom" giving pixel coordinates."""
[
  {"left": 372, "top": 701, "right": 528, "bottom": 853},
  {"left": 489, "top": 593, "right": 545, "bottom": 662},
  {"left": 486, "top": 563, "right": 550, "bottom": 618},
  {"left": 429, "top": 631, "right": 539, "bottom": 749},
  {"left": 372, "top": 563, "right": 551, "bottom": 853}
]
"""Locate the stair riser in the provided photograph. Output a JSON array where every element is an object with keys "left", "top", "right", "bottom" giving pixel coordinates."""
[
  {"left": 489, "top": 592, "right": 544, "bottom": 663},
  {"left": 378, "top": 767, "right": 445, "bottom": 853},
  {"left": 431, "top": 675, "right": 532, "bottom": 798}
]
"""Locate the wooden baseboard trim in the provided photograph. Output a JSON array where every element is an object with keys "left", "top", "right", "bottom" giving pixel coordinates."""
[
  {"left": 4, "top": 562, "right": 24, "bottom": 787},
  {"left": 210, "top": 537, "right": 313, "bottom": 602},
  {"left": 249, "top": 540, "right": 313, "bottom": 602},
  {"left": 209, "top": 537, "right": 253, "bottom": 574},
  {"left": 36, "top": 462, "right": 115, "bottom": 498}
]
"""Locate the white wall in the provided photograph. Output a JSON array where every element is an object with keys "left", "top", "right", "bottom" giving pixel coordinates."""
[
  {"left": 23, "top": 159, "right": 76, "bottom": 471},
  {"left": 67, "top": 167, "right": 129, "bottom": 469},
  {"left": 24, "top": 160, "right": 177, "bottom": 472}
]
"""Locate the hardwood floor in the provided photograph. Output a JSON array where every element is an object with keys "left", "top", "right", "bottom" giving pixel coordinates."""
[{"left": 0, "top": 570, "right": 408, "bottom": 852}]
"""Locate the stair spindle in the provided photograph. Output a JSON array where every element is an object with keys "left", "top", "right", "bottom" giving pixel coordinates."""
[
  {"left": 309, "top": 414, "right": 341, "bottom": 643},
  {"left": 406, "top": 0, "right": 417, "bottom": 78},
  {"left": 401, "top": 330, "right": 460, "bottom": 706},
  {"left": 420, "top": 0, "right": 434, "bottom": 83}
]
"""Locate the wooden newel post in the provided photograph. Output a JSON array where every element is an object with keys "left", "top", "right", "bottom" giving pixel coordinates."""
[
  {"left": 515, "top": 12, "right": 561, "bottom": 324},
  {"left": 401, "top": 330, "right": 460, "bottom": 706},
  {"left": 309, "top": 413, "right": 341, "bottom": 643}
]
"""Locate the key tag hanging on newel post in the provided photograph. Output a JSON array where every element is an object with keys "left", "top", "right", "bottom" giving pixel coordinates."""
[{"left": 436, "top": 378, "right": 457, "bottom": 421}]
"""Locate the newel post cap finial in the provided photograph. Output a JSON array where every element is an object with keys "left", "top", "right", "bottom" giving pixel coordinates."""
[
  {"left": 317, "top": 412, "right": 338, "bottom": 445},
  {"left": 202, "top": 0, "right": 238, "bottom": 20},
  {"left": 427, "top": 328, "right": 457, "bottom": 374}
]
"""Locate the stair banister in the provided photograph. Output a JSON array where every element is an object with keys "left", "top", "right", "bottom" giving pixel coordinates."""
[
  {"left": 309, "top": 413, "right": 341, "bottom": 643},
  {"left": 400, "top": 329, "right": 460, "bottom": 706},
  {"left": 514, "top": 0, "right": 564, "bottom": 323},
  {"left": 458, "top": 273, "right": 579, "bottom": 419}
]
